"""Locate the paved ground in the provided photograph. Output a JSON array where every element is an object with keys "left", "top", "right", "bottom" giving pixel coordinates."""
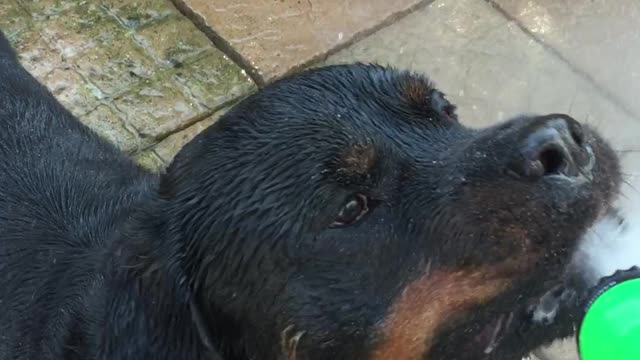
[{"left": 1, "top": 0, "right": 639, "bottom": 359}]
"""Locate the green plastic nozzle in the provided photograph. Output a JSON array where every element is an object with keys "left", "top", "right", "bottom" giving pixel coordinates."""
[{"left": 578, "top": 267, "right": 640, "bottom": 360}]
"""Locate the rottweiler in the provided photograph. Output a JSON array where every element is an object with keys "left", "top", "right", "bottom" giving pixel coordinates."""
[{"left": 0, "top": 31, "right": 621, "bottom": 359}]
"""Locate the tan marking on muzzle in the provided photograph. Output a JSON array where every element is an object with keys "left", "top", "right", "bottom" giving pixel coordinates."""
[{"left": 371, "top": 268, "right": 515, "bottom": 360}]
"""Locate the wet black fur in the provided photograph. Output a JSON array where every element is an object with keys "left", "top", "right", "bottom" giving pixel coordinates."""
[{"left": 0, "top": 30, "right": 620, "bottom": 360}]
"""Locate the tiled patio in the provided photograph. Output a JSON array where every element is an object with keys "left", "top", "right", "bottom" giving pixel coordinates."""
[
  {"left": 2, "top": 0, "right": 639, "bottom": 358},
  {"left": 1, "top": 0, "right": 255, "bottom": 168}
]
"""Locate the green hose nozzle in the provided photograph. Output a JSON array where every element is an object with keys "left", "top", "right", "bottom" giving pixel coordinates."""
[{"left": 578, "top": 267, "right": 640, "bottom": 360}]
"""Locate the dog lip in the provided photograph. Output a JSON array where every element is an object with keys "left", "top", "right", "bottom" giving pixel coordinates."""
[
  {"left": 463, "top": 310, "right": 518, "bottom": 356},
  {"left": 482, "top": 312, "right": 508, "bottom": 354}
]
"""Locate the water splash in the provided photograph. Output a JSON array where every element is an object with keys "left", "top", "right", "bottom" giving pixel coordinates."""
[{"left": 573, "top": 205, "right": 640, "bottom": 287}]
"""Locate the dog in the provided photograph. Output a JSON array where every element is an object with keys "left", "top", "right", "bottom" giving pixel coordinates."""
[{"left": 0, "top": 31, "right": 622, "bottom": 359}]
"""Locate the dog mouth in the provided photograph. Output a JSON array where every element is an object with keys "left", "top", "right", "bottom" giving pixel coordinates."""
[
  {"left": 464, "top": 286, "right": 574, "bottom": 359},
  {"left": 469, "top": 207, "right": 621, "bottom": 358},
  {"left": 474, "top": 287, "right": 576, "bottom": 355},
  {"left": 443, "top": 306, "right": 525, "bottom": 360}
]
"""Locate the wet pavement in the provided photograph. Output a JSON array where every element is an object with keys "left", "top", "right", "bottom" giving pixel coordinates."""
[
  {"left": 2, "top": 0, "right": 255, "bottom": 169},
  {"left": 171, "top": 0, "right": 424, "bottom": 83},
  {"left": 2, "top": 0, "right": 639, "bottom": 358}
]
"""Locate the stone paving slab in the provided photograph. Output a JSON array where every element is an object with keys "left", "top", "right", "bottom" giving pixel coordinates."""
[
  {"left": 1, "top": 0, "right": 255, "bottom": 157},
  {"left": 328, "top": 0, "right": 640, "bottom": 358},
  {"left": 84, "top": 104, "right": 141, "bottom": 154},
  {"left": 492, "top": 0, "right": 640, "bottom": 120},
  {"left": 0, "top": 1, "right": 30, "bottom": 39},
  {"left": 174, "top": 0, "right": 427, "bottom": 83},
  {"left": 103, "top": 0, "right": 175, "bottom": 30}
]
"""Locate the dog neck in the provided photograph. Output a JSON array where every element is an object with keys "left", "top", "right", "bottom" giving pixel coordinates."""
[{"left": 190, "top": 296, "right": 226, "bottom": 359}]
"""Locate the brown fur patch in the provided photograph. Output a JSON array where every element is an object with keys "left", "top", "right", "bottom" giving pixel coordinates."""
[
  {"left": 337, "top": 143, "right": 377, "bottom": 178},
  {"left": 401, "top": 76, "right": 431, "bottom": 110},
  {"left": 371, "top": 265, "right": 526, "bottom": 360},
  {"left": 400, "top": 74, "right": 458, "bottom": 122}
]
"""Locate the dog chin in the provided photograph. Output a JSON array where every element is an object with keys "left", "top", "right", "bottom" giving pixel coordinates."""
[
  {"left": 524, "top": 203, "right": 640, "bottom": 359},
  {"left": 534, "top": 205, "right": 639, "bottom": 321}
]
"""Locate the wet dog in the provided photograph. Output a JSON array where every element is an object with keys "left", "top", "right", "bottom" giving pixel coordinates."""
[{"left": 0, "top": 31, "right": 621, "bottom": 359}]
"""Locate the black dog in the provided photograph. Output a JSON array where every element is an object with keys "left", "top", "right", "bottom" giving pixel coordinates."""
[{"left": 0, "top": 31, "right": 621, "bottom": 360}]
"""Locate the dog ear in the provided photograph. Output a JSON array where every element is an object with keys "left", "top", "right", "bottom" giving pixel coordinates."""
[
  {"left": 429, "top": 89, "right": 458, "bottom": 123},
  {"left": 400, "top": 74, "right": 458, "bottom": 123}
]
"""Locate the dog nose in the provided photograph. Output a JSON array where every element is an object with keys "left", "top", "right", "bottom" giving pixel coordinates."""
[{"left": 515, "top": 115, "right": 590, "bottom": 178}]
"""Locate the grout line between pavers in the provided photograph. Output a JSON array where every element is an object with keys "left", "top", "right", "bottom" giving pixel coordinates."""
[
  {"left": 146, "top": 149, "right": 169, "bottom": 166},
  {"left": 168, "top": 0, "right": 434, "bottom": 86},
  {"left": 133, "top": 94, "right": 245, "bottom": 156},
  {"left": 484, "top": 0, "right": 640, "bottom": 123},
  {"left": 168, "top": 0, "right": 265, "bottom": 87}
]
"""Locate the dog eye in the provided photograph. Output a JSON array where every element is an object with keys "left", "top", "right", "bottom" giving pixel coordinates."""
[{"left": 331, "top": 194, "right": 369, "bottom": 227}]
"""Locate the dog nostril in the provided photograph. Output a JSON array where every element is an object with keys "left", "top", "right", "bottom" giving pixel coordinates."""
[
  {"left": 537, "top": 146, "right": 566, "bottom": 176},
  {"left": 514, "top": 116, "right": 590, "bottom": 179}
]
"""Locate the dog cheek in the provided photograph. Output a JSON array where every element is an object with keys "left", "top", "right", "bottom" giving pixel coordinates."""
[{"left": 370, "top": 269, "right": 512, "bottom": 360}]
